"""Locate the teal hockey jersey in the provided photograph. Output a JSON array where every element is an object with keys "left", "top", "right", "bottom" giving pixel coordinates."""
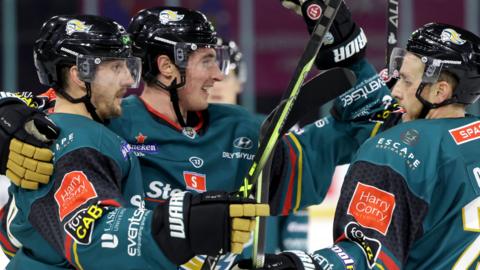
[
  {"left": 6, "top": 113, "right": 175, "bottom": 269},
  {"left": 269, "top": 59, "right": 395, "bottom": 215},
  {"left": 311, "top": 117, "right": 480, "bottom": 269}
]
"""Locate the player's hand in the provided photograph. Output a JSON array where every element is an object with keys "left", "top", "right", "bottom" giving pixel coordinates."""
[
  {"left": 281, "top": 0, "right": 367, "bottom": 70},
  {"left": 280, "top": 0, "right": 306, "bottom": 15},
  {"left": 0, "top": 94, "right": 59, "bottom": 189},
  {"left": 152, "top": 191, "right": 270, "bottom": 265},
  {"left": 234, "top": 251, "right": 320, "bottom": 270}
]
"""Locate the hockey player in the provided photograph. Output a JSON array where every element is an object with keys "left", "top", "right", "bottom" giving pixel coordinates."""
[
  {"left": 236, "top": 22, "right": 480, "bottom": 270},
  {"left": 1, "top": 3, "right": 397, "bottom": 269},
  {"left": 1, "top": 14, "right": 266, "bottom": 269}
]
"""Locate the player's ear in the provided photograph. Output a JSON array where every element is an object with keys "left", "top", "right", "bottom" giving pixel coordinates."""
[
  {"left": 157, "top": 55, "right": 176, "bottom": 76},
  {"left": 68, "top": 66, "right": 87, "bottom": 89}
]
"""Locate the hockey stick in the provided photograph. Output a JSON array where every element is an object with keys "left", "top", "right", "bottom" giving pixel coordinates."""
[
  {"left": 251, "top": 67, "right": 355, "bottom": 269},
  {"left": 239, "top": 0, "right": 343, "bottom": 267},
  {"left": 385, "top": 0, "right": 399, "bottom": 88},
  {"left": 280, "top": 67, "right": 356, "bottom": 133},
  {"left": 386, "top": 0, "right": 399, "bottom": 66},
  {"left": 201, "top": 68, "right": 355, "bottom": 270}
]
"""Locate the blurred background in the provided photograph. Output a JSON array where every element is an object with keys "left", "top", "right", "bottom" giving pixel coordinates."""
[
  {"left": 2, "top": 0, "right": 480, "bottom": 115},
  {"left": 0, "top": 1, "right": 479, "bottom": 266}
]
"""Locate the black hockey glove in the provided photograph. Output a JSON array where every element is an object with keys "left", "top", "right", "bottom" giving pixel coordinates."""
[
  {"left": 281, "top": 0, "right": 367, "bottom": 69},
  {"left": 0, "top": 92, "right": 59, "bottom": 189},
  {"left": 234, "top": 251, "right": 321, "bottom": 270},
  {"left": 152, "top": 191, "right": 270, "bottom": 265}
]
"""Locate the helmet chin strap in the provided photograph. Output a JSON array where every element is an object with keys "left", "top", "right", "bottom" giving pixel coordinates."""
[
  {"left": 415, "top": 82, "right": 456, "bottom": 119},
  {"left": 153, "top": 72, "right": 188, "bottom": 127},
  {"left": 57, "top": 83, "right": 105, "bottom": 124}
]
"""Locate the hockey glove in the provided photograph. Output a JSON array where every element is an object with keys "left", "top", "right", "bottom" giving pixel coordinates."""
[
  {"left": 152, "top": 191, "right": 270, "bottom": 265},
  {"left": 0, "top": 92, "right": 59, "bottom": 189},
  {"left": 234, "top": 251, "right": 320, "bottom": 270},
  {"left": 281, "top": 0, "right": 367, "bottom": 69}
]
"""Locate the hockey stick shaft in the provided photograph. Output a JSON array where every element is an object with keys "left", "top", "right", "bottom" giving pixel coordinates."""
[
  {"left": 240, "top": 0, "right": 343, "bottom": 199},
  {"left": 246, "top": 1, "right": 344, "bottom": 267},
  {"left": 386, "top": 0, "right": 399, "bottom": 67}
]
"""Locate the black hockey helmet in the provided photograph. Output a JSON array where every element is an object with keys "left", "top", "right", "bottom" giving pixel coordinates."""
[
  {"left": 403, "top": 23, "right": 480, "bottom": 105},
  {"left": 127, "top": 7, "right": 230, "bottom": 84},
  {"left": 34, "top": 15, "right": 141, "bottom": 123},
  {"left": 34, "top": 15, "right": 139, "bottom": 88}
]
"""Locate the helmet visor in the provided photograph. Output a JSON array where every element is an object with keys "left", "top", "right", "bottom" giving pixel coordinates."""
[
  {"left": 389, "top": 47, "right": 463, "bottom": 84},
  {"left": 173, "top": 42, "right": 231, "bottom": 75},
  {"left": 77, "top": 55, "right": 142, "bottom": 88}
]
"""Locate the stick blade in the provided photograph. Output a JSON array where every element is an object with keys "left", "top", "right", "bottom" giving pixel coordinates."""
[{"left": 284, "top": 67, "right": 357, "bottom": 131}]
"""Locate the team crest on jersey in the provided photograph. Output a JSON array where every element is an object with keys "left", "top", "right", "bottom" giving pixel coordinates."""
[
  {"left": 159, "top": 10, "right": 185, "bottom": 25},
  {"left": 440, "top": 28, "right": 466, "bottom": 45},
  {"left": 65, "top": 19, "right": 92, "bottom": 35},
  {"left": 347, "top": 182, "right": 396, "bottom": 235},
  {"left": 183, "top": 171, "right": 207, "bottom": 192},
  {"left": 182, "top": 127, "right": 197, "bottom": 139},
  {"left": 449, "top": 120, "right": 480, "bottom": 145},
  {"left": 344, "top": 222, "right": 381, "bottom": 269}
]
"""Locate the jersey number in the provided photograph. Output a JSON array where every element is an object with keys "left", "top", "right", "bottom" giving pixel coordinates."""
[{"left": 453, "top": 167, "right": 480, "bottom": 270}]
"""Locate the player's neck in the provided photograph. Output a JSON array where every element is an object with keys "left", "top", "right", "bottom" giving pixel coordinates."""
[
  {"left": 426, "top": 103, "right": 465, "bottom": 119},
  {"left": 140, "top": 84, "right": 187, "bottom": 124},
  {"left": 54, "top": 95, "right": 92, "bottom": 120}
]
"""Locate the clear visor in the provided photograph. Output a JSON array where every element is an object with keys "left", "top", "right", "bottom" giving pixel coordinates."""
[
  {"left": 389, "top": 47, "right": 450, "bottom": 84},
  {"left": 173, "top": 42, "right": 231, "bottom": 76},
  {"left": 76, "top": 55, "right": 142, "bottom": 88}
]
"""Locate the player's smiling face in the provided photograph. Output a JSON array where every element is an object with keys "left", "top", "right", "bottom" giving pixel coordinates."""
[{"left": 179, "top": 48, "right": 224, "bottom": 111}]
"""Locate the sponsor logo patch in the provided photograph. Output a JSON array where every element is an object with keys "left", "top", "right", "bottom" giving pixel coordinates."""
[
  {"left": 64, "top": 204, "right": 105, "bottom": 245},
  {"left": 127, "top": 207, "right": 148, "bottom": 256},
  {"left": 330, "top": 245, "right": 355, "bottom": 269},
  {"left": 306, "top": 3, "right": 322, "bottom": 20},
  {"left": 55, "top": 171, "right": 98, "bottom": 221},
  {"left": 189, "top": 156, "right": 204, "bottom": 168},
  {"left": 347, "top": 182, "right": 395, "bottom": 235},
  {"left": 376, "top": 137, "right": 421, "bottom": 170},
  {"left": 449, "top": 120, "right": 480, "bottom": 145},
  {"left": 101, "top": 233, "right": 119, "bottom": 248},
  {"left": 135, "top": 132, "right": 147, "bottom": 144},
  {"left": 345, "top": 222, "right": 381, "bottom": 269},
  {"left": 183, "top": 171, "right": 207, "bottom": 192},
  {"left": 233, "top": 137, "right": 253, "bottom": 150}
]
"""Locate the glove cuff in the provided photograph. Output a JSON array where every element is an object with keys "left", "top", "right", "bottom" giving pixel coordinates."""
[
  {"left": 315, "top": 26, "right": 367, "bottom": 69},
  {"left": 283, "top": 251, "right": 321, "bottom": 270},
  {"left": 152, "top": 191, "right": 195, "bottom": 265}
]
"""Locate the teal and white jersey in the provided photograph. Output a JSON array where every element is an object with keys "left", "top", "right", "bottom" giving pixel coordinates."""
[
  {"left": 311, "top": 117, "right": 480, "bottom": 269},
  {"left": 269, "top": 59, "right": 395, "bottom": 215},
  {"left": 109, "top": 98, "right": 263, "bottom": 269},
  {"left": 109, "top": 97, "right": 261, "bottom": 208},
  {"left": 6, "top": 113, "right": 175, "bottom": 270}
]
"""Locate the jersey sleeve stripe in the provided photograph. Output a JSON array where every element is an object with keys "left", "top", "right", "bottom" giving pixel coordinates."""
[
  {"left": 281, "top": 138, "right": 298, "bottom": 215},
  {"left": 73, "top": 241, "right": 85, "bottom": 270},
  {"left": 378, "top": 251, "right": 400, "bottom": 270},
  {"left": 287, "top": 133, "right": 304, "bottom": 213}
]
